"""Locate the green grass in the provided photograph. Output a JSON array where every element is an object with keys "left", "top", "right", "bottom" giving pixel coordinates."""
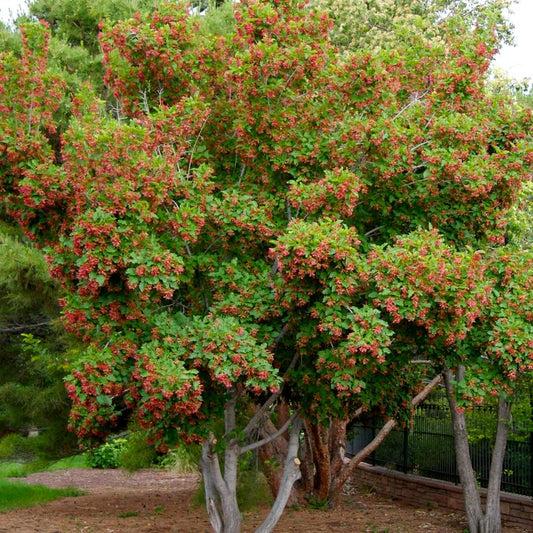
[
  {"left": 0, "top": 462, "right": 28, "bottom": 478},
  {"left": 0, "top": 477, "right": 83, "bottom": 512},
  {"left": 46, "top": 455, "right": 89, "bottom": 471},
  {"left": 0, "top": 454, "right": 89, "bottom": 479}
]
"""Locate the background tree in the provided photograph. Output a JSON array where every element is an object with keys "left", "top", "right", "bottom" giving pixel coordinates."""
[
  {"left": 0, "top": 0, "right": 164, "bottom": 101},
  {"left": 1, "top": 2, "right": 532, "bottom": 532},
  {"left": 0, "top": 228, "right": 77, "bottom": 457},
  {"left": 310, "top": 0, "right": 516, "bottom": 53}
]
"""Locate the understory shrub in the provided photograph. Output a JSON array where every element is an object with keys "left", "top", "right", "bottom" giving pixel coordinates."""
[
  {"left": 0, "top": 434, "right": 31, "bottom": 459},
  {"left": 87, "top": 438, "right": 127, "bottom": 469},
  {"left": 118, "top": 432, "right": 157, "bottom": 472},
  {"left": 158, "top": 444, "right": 200, "bottom": 474}
]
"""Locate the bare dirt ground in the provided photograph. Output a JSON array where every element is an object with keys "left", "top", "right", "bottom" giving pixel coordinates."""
[{"left": 0, "top": 468, "right": 529, "bottom": 533}]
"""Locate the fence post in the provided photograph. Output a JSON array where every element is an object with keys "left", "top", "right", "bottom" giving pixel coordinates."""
[
  {"left": 528, "top": 388, "right": 533, "bottom": 496},
  {"left": 403, "top": 427, "right": 409, "bottom": 474},
  {"left": 371, "top": 425, "right": 376, "bottom": 466}
]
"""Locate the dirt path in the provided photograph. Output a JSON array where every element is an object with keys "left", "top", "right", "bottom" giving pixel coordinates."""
[{"left": 0, "top": 469, "right": 528, "bottom": 532}]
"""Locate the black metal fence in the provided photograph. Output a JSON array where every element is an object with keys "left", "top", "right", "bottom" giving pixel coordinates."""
[{"left": 347, "top": 399, "right": 533, "bottom": 497}]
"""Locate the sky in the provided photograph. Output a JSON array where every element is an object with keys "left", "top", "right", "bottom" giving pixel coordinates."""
[
  {"left": 492, "top": 0, "right": 533, "bottom": 82},
  {"left": 0, "top": 0, "right": 26, "bottom": 24},
  {"left": 0, "top": 0, "right": 531, "bottom": 81}
]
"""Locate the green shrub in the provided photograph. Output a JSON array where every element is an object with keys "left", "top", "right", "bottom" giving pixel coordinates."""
[
  {"left": 27, "top": 424, "right": 78, "bottom": 460},
  {"left": 87, "top": 438, "right": 127, "bottom": 469},
  {"left": 0, "top": 433, "right": 34, "bottom": 461},
  {"left": 118, "top": 433, "right": 157, "bottom": 472},
  {"left": 46, "top": 454, "right": 90, "bottom": 471},
  {"left": 158, "top": 444, "right": 200, "bottom": 474},
  {"left": 0, "top": 461, "right": 27, "bottom": 477}
]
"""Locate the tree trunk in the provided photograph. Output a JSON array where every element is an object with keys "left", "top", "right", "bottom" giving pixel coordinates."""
[
  {"left": 328, "top": 419, "right": 348, "bottom": 482},
  {"left": 199, "top": 392, "right": 243, "bottom": 533},
  {"left": 258, "top": 376, "right": 443, "bottom": 508},
  {"left": 200, "top": 436, "right": 243, "bottom": 533},
  {"left": 299, "top": 419, "right": 315, "bottom": 494},
  {"left": 308, "top": 420, "right": 332, "bottom": 502},
  {"left": 479, "top": 394, "right": 511, "bottom": 533},
  {"left": 198, "top": 387, "right": 307, "bottom": 533},
  {"left": 257, "top": 415, "right": 346, "bottom": 505},
  {"left": 255, "top": 418, "right": 303, "bottom": 533},
  {"left": 444, "top": 367, "right": 511, "bottom": 533},
  {"left": 221, "top": 445, "right": 242, "bottom": 533},
  {"left": 444, "top": 368, "right": 483, "bottom": 532},
  {"left": 200, "top": 438, "right": 223, "bottom": 533},
  {"left": 257, "top": 403, "right": 305, "bottom": 505},
  {"left": 258, "top": 416, "right": 289, "bottom": 499}
]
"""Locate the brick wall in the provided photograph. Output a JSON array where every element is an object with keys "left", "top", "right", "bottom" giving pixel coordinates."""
[{"left": 355, "top": 462, "right": 533, "bottom": 529}]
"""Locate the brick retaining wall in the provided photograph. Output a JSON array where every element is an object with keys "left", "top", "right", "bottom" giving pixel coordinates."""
[{"left": 355, "top": 462, "right": 533, "bottom": 529}]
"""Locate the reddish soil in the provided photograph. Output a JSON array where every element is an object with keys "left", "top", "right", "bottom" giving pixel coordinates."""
[{"left": 0, "top": 469, "right": 529, "bottom": 533}]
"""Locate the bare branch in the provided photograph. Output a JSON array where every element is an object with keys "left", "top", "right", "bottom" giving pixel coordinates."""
[
  {"left": 240, "top": 409, "right": 300, "bottom": 455},
  {"left": 270, "top": 257, "right": 279, "bottom": 277},
  {"left": 273, "top": 323, "right": 289, "bottom": 347},
  {"left": 353, "top": 406, "right": 364, "bottom": 419},
  {"left": 0, "top": 321, "right": 52, "bottom": 333},
  {"left": 410, "top": 139, "right": 431, "bottom": 152},
  {"left": 237, "top": 164, "right": 246, "bottom": 187},
  {"left": 364, "top": 225, "right": 384, "bottom": 238},
  {"left": 331, "top": 375, "right": 442, "bottom": 496},
  {"left": 187, "top": 116, "right": 208, "bottom": 177},
  {"left": 411, "top": 375, "right": 442, "bottom": 406},
  {"left": 255, "top": 417, "right": 302, "bottom": 533},
  {"left": 242, "top": 351, "right": 299, "bottom": 438}
]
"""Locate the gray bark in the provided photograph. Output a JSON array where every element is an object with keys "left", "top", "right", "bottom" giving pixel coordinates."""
[
  {"left": 200, "top": 439, "right": 243, "bottom": 533},
  {"left": 444, "top": 367, "right": 511, "bottom": 533},
  {"left": 220, "top": 393, "right": 243, "bottom": 533},
  {"left": 200, "top": 393, "right": 243, "bottom": 533},
  {"left": 480, "top": 394, "right": 511, "bottom": 533},
  {"left": 200, "top": 390, "right": 303, "bottom": 533},
  {"left": 445, "top": 367, "right": 483, "bottom": 532},
  {"left": 220, "top": 448, "right": 242, "bottom": 533},
  {"left": 200, "top": 437, "right": 223, "bottom": 533},
  {"left": 255, "top": 417, "right": 303, "bottom": 533}
]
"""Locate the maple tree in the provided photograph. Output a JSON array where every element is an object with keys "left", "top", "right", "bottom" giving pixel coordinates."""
[{"left": 1, "top": 2, "right": 532, "bottom": 532}]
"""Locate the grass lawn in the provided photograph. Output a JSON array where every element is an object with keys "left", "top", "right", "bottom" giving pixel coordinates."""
[
  {"left": 0, "top": 455, "right": 88, "bottom": 512},
  {"left": 0, "top": 477, "right": 83, "bottom": 512},
  {"left": 46, "top": 454, "right": 90, "bottom": 471}
]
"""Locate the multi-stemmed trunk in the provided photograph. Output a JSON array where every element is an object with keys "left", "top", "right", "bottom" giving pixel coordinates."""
[
  {"left": 199, "top": 390, "right": 303, "bottom": 533},
  {"left": 259, "top": 376, "right": 442, "bottom": 506},
  {"left": 444, "top": 367, "right": 511, "bottom": 533},
  {"left": 200, "top": 437, "right": 242, "bottom": 533}
]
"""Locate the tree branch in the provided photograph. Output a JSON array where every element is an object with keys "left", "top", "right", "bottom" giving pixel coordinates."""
[
  {"left": 240, "top": 409, "right": 300, "bottom": 455},
  {"left": 330, "top": 375, "right": 442, "bottom": 497},
  {"left": 255, "top": 417, "right": 302, "bottom": 533},
  {"left": 0, "top": 320, "right": 52, "bottom": 333},
  {"left": 364, "top": 225, "right": 384, "bottom": 238},
  {"left": 242, "top": 351, "right": 299, "bottom": 438}
]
